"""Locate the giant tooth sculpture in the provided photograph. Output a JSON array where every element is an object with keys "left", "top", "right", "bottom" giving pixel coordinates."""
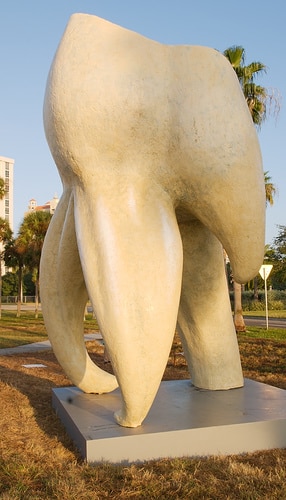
[{"left": 40, "top": 13, "right": 265, "bottom": 428}]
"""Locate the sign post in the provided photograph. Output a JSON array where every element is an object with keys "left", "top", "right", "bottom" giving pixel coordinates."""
[{"left": 259, "top": 265, "right": 273, "bottom": 330}]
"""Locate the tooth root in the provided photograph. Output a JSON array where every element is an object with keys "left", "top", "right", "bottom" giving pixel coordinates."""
[
  {"left": 40, "top": 190, "right": 118, "bottom": 394},
  {"left": 74, "top": 188, "right": 183, "bottom": 427},
  {"left": 177, "top": 221, "right": 243, "bottom": 390}
]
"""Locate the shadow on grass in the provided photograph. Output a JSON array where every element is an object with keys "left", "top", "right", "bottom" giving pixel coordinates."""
[{"left": 0, "top": 351, "right": 82, "bottom": 458}]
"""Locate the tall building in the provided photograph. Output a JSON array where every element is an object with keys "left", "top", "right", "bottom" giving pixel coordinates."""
[
  {"left": 0, "top": 156, "right": 14, "bottom": 231},
  {"left": 0, "top": 156, "right": 14, "bottom": 276}
]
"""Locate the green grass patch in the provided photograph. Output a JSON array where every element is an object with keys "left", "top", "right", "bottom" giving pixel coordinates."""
[
  {"left": 239, "top": 326, "right": 286, "bottom": 341},
  {"left": 0, "top": 310, "right": 100, "bottom": 348},
  {"left": 0, "top": 311, "right": 47, "bottom": 348}
]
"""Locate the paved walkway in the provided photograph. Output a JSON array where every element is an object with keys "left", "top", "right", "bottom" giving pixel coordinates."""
[{"left": 0, "top": 333, "right": 103, "bottom": 356}]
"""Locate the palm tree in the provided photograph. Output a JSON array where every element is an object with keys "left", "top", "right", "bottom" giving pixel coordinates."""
[
  {"left": 252, "top": 172, "right": 277, "bottom": 300},
  {"left": 4, "top": 238, "right": 25, "bottom": 317},
  {"left": 0, "top": 218, "right": 12, "bottom": 318},
  {"left": 223, "top": 46, "right": 267, "bottom": 125},
  {"left": 264, "top": 171, "right": 277, "bottom": 206},
  {"left": 223, "top": 46, "right": 278, "bottom": 331},
  {"left": 18, "top": 211, "right": 52, "bottom": 318},
  {"left": 223, "top": 46, "right": 280, "bottom": 126},
  {"left": 0, "top": 176, "right": 11, "bottom": 317}
]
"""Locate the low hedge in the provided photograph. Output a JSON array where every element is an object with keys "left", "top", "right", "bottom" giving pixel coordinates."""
[{"left": 229, "top": 289, "right": 286, "bottom": 311}]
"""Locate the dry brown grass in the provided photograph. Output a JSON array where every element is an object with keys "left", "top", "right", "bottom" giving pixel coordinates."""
[
  {"left": 238, "top": 336, "right": 286, "bottom": 390},
  {"left": 0, "top": 331, "right": 286, "bottom": 498}
]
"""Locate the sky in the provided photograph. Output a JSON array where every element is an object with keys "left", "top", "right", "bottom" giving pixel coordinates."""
[{"left": 1, "top": 0, "right": 285, "bottom": 244}]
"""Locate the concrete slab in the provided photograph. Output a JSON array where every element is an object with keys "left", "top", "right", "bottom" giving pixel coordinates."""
[{"left": 52, "top": 379, "right": 286, "bottom": 463}]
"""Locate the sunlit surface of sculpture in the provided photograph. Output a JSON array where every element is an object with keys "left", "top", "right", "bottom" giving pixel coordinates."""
[{"left": 41, "top": 13, "right": 265, "bottom": 427}]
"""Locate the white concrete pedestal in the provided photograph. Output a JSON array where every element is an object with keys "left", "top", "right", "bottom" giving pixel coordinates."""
[{"left": 52, "top": 379, "right": 286, "bottom": 463}]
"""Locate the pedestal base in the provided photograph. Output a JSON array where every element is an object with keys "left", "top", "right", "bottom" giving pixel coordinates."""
[{"left": 52, "top": 379, "right": 286, "bottom": 463}]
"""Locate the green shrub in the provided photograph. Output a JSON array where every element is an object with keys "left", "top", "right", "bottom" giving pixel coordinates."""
[
  {"left": 229, "top": 289, "right": 286, "bottom": 311},
  {"left": 268, "top": 300, "right": 285, "bottom": 310},
  {"left": 268, "top": 290, "right": 286, "bottom": 302},
  {"left": 244, "top": 300, "right": 265, "bottom": 311}
]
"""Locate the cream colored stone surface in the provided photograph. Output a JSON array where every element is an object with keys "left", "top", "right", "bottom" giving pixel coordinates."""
[{"left": 40, "top": 13, "right": 265, "bottom": 427}]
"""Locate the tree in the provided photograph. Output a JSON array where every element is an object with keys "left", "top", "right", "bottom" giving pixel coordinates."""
[
  {"left": 17, "top": 211, "right": 52, "bottom": 318},
  {"left": 264, "top": 171, "right": 277, "bottom": 206},
  {"left": 268, "top": 225, "right": 286, "bottom": 290},
  {"left": 1, "top": 272, "right": 18, "bottom": 296},
  {"left": 223, "top": 46, "right": 279, "bottom": 331},
  {"left": 4, "top": 237, "right": 26, "bottom": 317},
  {"left": 0, "top": 178, "right": 6, "bottom": 200},
  {"left": 23, "top": 273, "right": 36, "bottom": 296},
  {"left": 0, "top": 218, "right": 12, "bottom": 318},
  {"left": 223, "top": 46, "right": 280, "bottom": 126},
  {"left": 0, "top": 176, "right": 9, "bottom": 317},
  {"left": 251, "top": 171, "right": 277, "bottom": 300}
]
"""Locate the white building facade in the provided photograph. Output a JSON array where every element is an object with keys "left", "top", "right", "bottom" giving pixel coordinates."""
[
  {"left": 0, "top": 156, "right": 14, "bottom": 276},
  {"left": 0, "top": 156, "right": 14, "bottom": 231}
]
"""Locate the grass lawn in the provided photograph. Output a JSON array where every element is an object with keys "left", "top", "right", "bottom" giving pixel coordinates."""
[
  {"left": 0, "top": 311, "right": 100, "bottom": 349},
  {"left": 0, "top": 311, "right": 48, "bottom": 348},
  {"left": 0, "top": 311, "right": 285, "bottom": 498}
]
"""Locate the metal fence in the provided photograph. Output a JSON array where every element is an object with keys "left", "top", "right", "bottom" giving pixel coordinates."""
[{"left": 1, "top": 296, "right": 36, "bottom": 303}]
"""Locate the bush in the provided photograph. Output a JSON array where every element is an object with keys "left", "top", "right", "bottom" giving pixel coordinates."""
[
  {"left": 1, "top": 272, "right": 18, "bottom": 296},
  {"left": 243, "top": 300, "right": 265, "bottom": 311},
  {"left": 268, "top": 300, "right": 285, "bottom": 310},
  {"left": 229, "top": 289, "right": 286, "bottom": 311},
  {"left": 268, "top": 290, "right": 286, "bottom": 302}
]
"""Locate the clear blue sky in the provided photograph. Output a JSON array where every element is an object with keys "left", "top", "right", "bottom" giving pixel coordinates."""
[{"left": 1, "top": 0, "right": 285, "bottom": 244}]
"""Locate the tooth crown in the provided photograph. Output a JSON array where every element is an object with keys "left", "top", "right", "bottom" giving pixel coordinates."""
[{"left": 41, "top": 14, "right": 265, "bottom": 427}]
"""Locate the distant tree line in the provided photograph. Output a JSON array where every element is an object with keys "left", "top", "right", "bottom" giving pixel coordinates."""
[
  {"left": 0, "top": 210, "right": 52, "bottom": 317},
  {"left": 2, "top": 271, "right": 35, "bottom": 296}
]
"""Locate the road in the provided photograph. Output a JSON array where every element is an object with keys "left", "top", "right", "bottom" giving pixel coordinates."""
[{"left": 244, "top": 316, "right": 286, "bottom": 329}]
